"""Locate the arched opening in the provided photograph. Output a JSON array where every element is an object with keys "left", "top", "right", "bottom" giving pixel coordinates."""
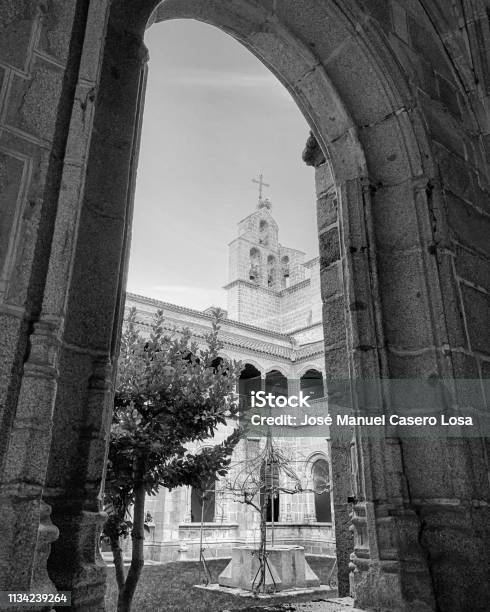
[
  {"left": 239, "top": 363, "right": 262, "bottom": 409},
  {"left": 281, "top": 255, "right": 290, "bottom": 288},
  {"left": 191, "top": 478, "right": 216, "bottom": 523},
  {"left": 249, "top": 247, "right": 261, "bottom": 283},
  {"left": 40, "top": 5, "right": 363, "bottom": 605},
  {"left": 312, "top": 458, "right": 331, "bottom": 523},
  {"left": 300, "top": 369, "right": 324, "bottom": 400},
  {"left": 265, "top": 369, "right": 288, "bottom": 399},
  {"left": 116, "top": 13, "right": 327, "bottom": 593},
  {"left": 258, "top": 219, "right": 269, "bottom": 246},
  {"left": 266, "top": 254, "right": 276, "bottom": 288},
  {"left": 260, "top": 460, "right": 280, "bottom": 523}
]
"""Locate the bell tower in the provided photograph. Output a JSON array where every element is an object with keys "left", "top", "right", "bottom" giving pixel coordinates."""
[
  {"left": 225, "top": 176, "right": 310, "bottom": 330},
  {"left": 227, "top": 197, "right": 280, "bottom": 291}
]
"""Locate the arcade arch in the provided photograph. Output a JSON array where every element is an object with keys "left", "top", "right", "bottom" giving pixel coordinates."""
[
  {"left": 238, "top": 363, "right": 262, "bottom": 409},
  {"left": 1, "top": 2, "right": 487, "bottom": 611},
  {"left": 264, "top": 369, "right": 288, "bottom": 398},
  {"left": 300, "top": 368, "right": 325, "bottom": 400}
]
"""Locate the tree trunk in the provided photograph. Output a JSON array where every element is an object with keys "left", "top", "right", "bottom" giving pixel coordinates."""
[
  {"left": 118, "top": 478, "right": 146, "bottom": 612},
  {"left": 255, "top": 507, "right": 267, "bottom": 593},
  {"left": 110, "top": 534, "right": 126, "bottom": 592}
]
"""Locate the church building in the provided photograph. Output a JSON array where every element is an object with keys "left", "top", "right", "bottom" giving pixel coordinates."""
[{"left": 125, "top": 196, "right": 335, "bottom": 562}]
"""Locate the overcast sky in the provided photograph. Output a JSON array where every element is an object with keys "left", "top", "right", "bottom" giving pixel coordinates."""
[{"left": 127, "top": 19, "right": 318, "bottom": 311}]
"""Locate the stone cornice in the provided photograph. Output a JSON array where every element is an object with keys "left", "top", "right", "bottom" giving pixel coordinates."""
[
  {"left": 222, "top": 279, "right": 280, "bottom": 296},
  {"left": 303, "top": 256, "right": 320, "bottom": 268},
  {"left": 289, "top": 321, "right": 323, "bottom": 336},
  {"left": 280, "top": 278, "right": 310, "bottom": 295},
  {"left": 223, "top": 277, "right": 312, "bottom": 297}
]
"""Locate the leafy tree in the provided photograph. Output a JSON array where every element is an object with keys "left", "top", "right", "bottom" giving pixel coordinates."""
[{"left": 102, "top": 307, "right": 242, "bottom": 612}]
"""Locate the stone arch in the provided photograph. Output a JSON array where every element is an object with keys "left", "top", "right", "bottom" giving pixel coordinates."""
[
  {"left": 249, "top": 247, "right": 261, "bottom": 282},
  {"left": 311, "top": 456, "right": 332, "bottom": 523},
  {"left": 296, "top": 363, "right": 325, "bottom": 379},
  {"left": 304, "top": 451, "right": 332, "bottom": 523},
  {"left": 73, "top": 5, "right": 484, "bottom": 606},
  {"left": 299, "top": 368, "right": 325, "bottom": 400},
  {"left": 240, "top": 359, "right": 263, "bottom": 374},
  {"left": 239, "top": 362, "right": 262, "bottom": 379},
  {"left": 264, "top": 368, "right": 288, "bottom": 398},
  {"left": 187, "top": 444, "right": 217, "bottom": 523},
  {"left": 1, "top": 2, "right": 488, "bottom": 611},
  {"left": 258, "top": 219, "right": 269, "bottom": 246},
  {"left": 305, "top": 450, "right": 330, "bottom": 467},
  {"left": 238, "top": 362, "right": 262, "bottom": 409},
  {"left": 266, "top": 254, "right": 277, "bottom": 288},
  {"left": 264, "top": 365, "right": 288, "bottom": 378},
  {"left": 191, "top": 478, "right": 216, "bottom": 523},
  {"left": 280, "top": 255, "right": 290, "bottom": 288}
]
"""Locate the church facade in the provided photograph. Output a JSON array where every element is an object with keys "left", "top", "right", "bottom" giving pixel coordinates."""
[{"left": 125, "top": 198, "right": 336, "bottom": 562}]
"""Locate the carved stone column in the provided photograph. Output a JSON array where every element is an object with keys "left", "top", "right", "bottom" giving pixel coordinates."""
[
  {"left": 287, "top": 377, "right": 300, "bottom": 399},
  {"left": 40, "top": 11, "right": 150, "bottom": 609},
  {"left": 46, "top": 358, "right": 114, "bottom": 610},
  {"left": 0, "top": 2, "right": 112, "bottom": 606},
  {"left": 303, "top": 133, "right": 354, "bottom": 595},
  {"left": 0, "top": 319, "right": 61, "bottom": 602}
]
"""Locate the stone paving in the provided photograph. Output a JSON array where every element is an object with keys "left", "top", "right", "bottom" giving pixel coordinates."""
[{"left": 225, "top": 597, "right": 360, "bottom": 611}]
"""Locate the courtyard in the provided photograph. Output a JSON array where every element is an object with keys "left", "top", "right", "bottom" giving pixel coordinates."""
[{"left": 105, "top": 557, "right": 339, "bottom": 612}]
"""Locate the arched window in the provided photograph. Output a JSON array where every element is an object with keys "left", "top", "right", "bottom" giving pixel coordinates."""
[
  {"left": 300, "top": 369, "right": 324, "bottom": 400},
  {"left": 191, "top": 477, "right": 216, "bottom": 523},
  {"left": 281, "top": 255, "right": 290, "bottom": 288},
  {"left": 265, "top": 370, "right": 288, "bottom": 399},
  {"left": 313, "top": 458, "right": 331, "bottom": 522},
  {"left": 249, "top": 247, "right": 261, "bottom": 282},
  {"left": 260, "top": 460, "right": 280, "bottom": 522},
  {"left": 259, "top": 219, "right": 269, "bottom": 246},
  {"left": 267, "top": 254, "right": 276, "bottom": 288}
]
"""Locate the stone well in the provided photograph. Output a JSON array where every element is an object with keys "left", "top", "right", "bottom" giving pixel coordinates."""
[{"left": 218, "top": 545, "right": 320, "bottom": 592}]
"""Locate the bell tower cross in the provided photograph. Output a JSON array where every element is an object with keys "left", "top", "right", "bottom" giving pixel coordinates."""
[{"left": 251, "top": 172, "right": 270, "bottom": 204}]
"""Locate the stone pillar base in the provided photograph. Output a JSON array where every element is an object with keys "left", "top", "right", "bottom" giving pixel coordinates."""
[{"left": 350, "top": 558, "right": 436, "bottom": 612}]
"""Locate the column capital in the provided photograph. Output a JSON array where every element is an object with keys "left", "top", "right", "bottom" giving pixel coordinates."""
[{"left": 302, "top": 132, "right": 326, "bottom": 168}]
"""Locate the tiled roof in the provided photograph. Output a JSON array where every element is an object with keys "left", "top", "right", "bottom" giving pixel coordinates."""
[{"left": 125, "top": 292, "right": 325, "bottom": 363}]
